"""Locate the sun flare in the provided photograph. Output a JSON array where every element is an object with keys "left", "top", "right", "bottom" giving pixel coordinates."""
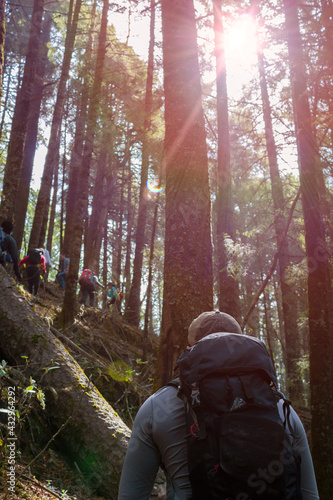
[
  {"left": 147, "top": 179, "right": 164, "bottom": 194},
  {"left": 224, "top": 14, "right": 258, "bottom": 70}
]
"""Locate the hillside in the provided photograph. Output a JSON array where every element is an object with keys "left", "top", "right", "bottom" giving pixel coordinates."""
[{"left": 0, "top": 279, "right": 163, "bottom": 500}]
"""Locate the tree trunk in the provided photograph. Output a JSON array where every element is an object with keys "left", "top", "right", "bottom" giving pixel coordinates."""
[
  {"left": 261, "top": 273, "right": 276, "bottom": 373},
  {"left": 46, "top": 149, "right": 60, "bottom": 256},
  {"left": 213, "top": 0, "right": 240, "bottom": 322},
  {"left": 124, "top": 172, "right": 134, "bottom": 307},
  {"left": 85, "top": 152, "right": 117, "bottom": 273},
  {"left": 254, "top": 4, "right": 302, "bottom": 402},
  {"left": 29, "top": 0, "right": 82, "bottom": 249},
  {"left": 102, "top": 220, "right": 108, "bottom": 308},
  {"left": 284, "top": 0, "right": 333, "bottom": 496},
  {"left": 0, "top": 267, "right": 130, "bottom": 497},
  {"left": 143, "top": 201, "right": 158, "bottom": 360},
  {"left": 84, "top": 91, "right": 119, "bottom": 273},
  {"left": 0, "top": 0, "right": 5, "bottom": 96},
  {"left": 0, "top": 0, "right": 44, "bottom": 221},
  {"left": 243, "top": 271, "right": 260, "bottom": 337},
  {"left": 61, "top": 0, "right": 109, "bottom": 326},
  {"left": 13, "top": 9, "right": 53, "bottom": 253},
  {"left": 62, "top": 0, "right": 97, "bottom": 257},
  {"left": 62, "top": 89, "right": 90, "bottom": 256},
  {"left": 115, "top": 167, "right": 125, "bottom": 285},
  {"left": 0, "top": 61, "right": 12, "bottom": 141},
  {"left": 125, "top": 0, "right": 156, "bottom": 327},
  {"left": 157, "top": 0, "right": 214, "bottom": 388}
]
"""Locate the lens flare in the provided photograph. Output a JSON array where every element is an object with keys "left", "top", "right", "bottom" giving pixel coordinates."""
[{"left": 147, "top": 180, "right": 164, "bottom": 193}]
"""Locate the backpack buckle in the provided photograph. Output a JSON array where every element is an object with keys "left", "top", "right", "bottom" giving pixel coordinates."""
[{"left": 191, "top": 385, "right": 200, "bottom": 407}]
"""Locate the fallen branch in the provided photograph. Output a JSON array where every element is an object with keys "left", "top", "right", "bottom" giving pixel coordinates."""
[{"left": 19, "top": 475, "right": 65, "bottom": 500}]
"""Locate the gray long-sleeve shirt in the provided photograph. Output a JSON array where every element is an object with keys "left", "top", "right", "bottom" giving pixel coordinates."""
[{"left": 118, "top": 385, "right": 319, "bottom": 500}]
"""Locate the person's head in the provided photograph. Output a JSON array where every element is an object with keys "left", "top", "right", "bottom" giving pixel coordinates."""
[
  {"left": 188, "top": 310, "right": 242, "bottom": 346},
  {"left": 2, "top": 220, "right": 14, "bottom": 235},
  {"left": 108, "top": 282, "right": 115, "bottom": 288}
]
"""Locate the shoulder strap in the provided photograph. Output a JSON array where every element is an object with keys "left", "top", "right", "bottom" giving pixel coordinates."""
[
  {"left": 166, "top": 377, "right": 180, "bottom": 389},
  {"left": 272, "top": 386, "right": 295, "bottom": 436},
  {"left": 167, "top": 377, "right": 206, "bottom": 440}
]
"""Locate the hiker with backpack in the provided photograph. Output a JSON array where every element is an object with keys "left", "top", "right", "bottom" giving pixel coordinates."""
[
  {"left": 19, "top": 248, "right": 46, "bottom": 295},
  {"left": 79, "top": 269, "right": 104, "bottom": 307},
  {"left": 0, "top": 220, "right": 21, "bottom": 281},
  {"left": 56, "top": 253, "right": 70, "bottom": 289},
  {"left": 107, "top": 283, "right": 124, "bottom": 313},
  {"left": 107, "top": 282, "right": 119, "bottom": 305},
  {"left": 42, "top": 248, "right": 52, "bottom": 281},
  {"left": 118, "top": 311, "right": 319, "bottom": 500}
]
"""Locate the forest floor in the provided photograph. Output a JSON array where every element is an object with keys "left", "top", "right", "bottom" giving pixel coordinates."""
[{"left": 0, "top": 280, "right": 160, "bottom": 500}]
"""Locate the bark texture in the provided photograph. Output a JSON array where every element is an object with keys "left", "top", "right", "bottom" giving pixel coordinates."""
[
  {"left": 0, "top": 0, "right": 44, "bottom": 221},
  {"left": 0, "top": 267, "right": 130, "bottom": 497},
  {"left": 284, "top": 0, "right": 333, "bottom": 496},
  {"left": 13, "top": 9, "right": 53, "bottom": 253},
  {"left": 62, "top": 0, "right": 97, "bottom": 257},
  {"left": 125, "top": 0, "right": 156, "bottom": 327},
  {"left": 254, "top": 16, "right": 302, "bottom": 401},
  {"left": 61, "top": 0, "right": 109, "bottom": 326},
  {"left": 157, "top": 0, "right": 214, "bottom": 387},
  {"left": 213, "top": 0, "right": 240, "bottom": 322},
  {"left": 0, "top": 0, "right": 5, "bottom": 96},
  {"left": 29, "top": 0, "right": 82, "bottom": 249}
]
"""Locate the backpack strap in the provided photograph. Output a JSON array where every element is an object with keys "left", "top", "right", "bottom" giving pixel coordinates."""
[
  {"left": 167, "top": 378, "right": 205, "bottom": 439},
  {"left": 166, "top": 377, "right": 180, "bottom": 389},
  {"left": 238, "top": 374, "right": 255, "bottom": 401},
  {"left": 272, "top": 386, "right": 296, "bottom": 437}
]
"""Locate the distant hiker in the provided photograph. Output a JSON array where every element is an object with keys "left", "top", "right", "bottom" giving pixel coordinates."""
[
  {"left": 19, "top": 248, "right": 46, "bottom": 295},
  {"left": 79, "top": 269, "right": 104, "bottom": 307},
  {"left": 0, "top": 220, "right": 21, "bottom": 281},
  {"left": 57, "top": 253, "right": 70, "bottom": 289},
  {"left": 107, "top": 283, "right": 123, "bottom": 313},
  {"left": 118, "top": 311, "right": 319, "bottom": 500},
  {"left": 42, "top": 248, "right": 52, "bottom": 281},
  {"left": 107, "top": 282, "right": 118, "bottom": 306}
]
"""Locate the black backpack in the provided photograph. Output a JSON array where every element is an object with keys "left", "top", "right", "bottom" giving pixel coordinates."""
[
  {"left": 28, "top": 248, "right": 42, "bottom": 266},
  {"left": 173, "top": 332, "right": 302, "bottom": 500}
]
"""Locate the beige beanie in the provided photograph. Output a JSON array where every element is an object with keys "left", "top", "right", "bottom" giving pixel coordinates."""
[{"left": 188, "top": 310, "right": 242, "bottom": 346}]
